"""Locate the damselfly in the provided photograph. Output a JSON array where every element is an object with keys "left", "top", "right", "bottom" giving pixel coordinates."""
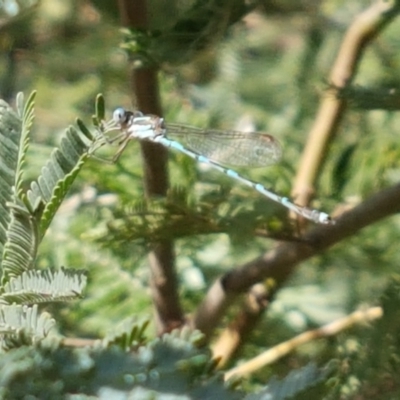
[{"left": 92, "top": 108, "right": 332, "bottom": 224}]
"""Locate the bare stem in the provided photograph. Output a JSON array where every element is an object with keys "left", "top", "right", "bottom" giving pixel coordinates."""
[
  {"left": 117, "top": 0, "right": 184, "bottom": 334},
  {"left": 224, "top": 306, "right": 383, "bottom": 380}
]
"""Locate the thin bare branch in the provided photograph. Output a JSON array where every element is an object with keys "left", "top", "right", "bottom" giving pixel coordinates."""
[
  {"left": 117, "top": 0, "right": 184, "bottom": 334},
  {"left": 224, "top": 306, "right": 383, "bottom": 380}
]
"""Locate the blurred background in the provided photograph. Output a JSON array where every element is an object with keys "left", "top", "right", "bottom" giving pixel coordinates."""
[{"left": 2, "top": 0, "right": 400, "bottom": 393}]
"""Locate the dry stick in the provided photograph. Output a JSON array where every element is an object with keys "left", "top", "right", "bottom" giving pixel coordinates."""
[
  {"left": 192, "top": 182, "right": 400, "bottom": 337},
  {"left": 211, "top": 283, "right": 271, "bottom": 368},
  {"left": 292, "top": 0, "right": 400, "bottom": 216},
  {"left": 224, "top": 306, "right": 383, "bottom": 381},
  {"left": 117, "top": 0, "right": 184, "bottom": 334},
  {"left": 62, "top": 338, "right": 96, "bottom": 347}
]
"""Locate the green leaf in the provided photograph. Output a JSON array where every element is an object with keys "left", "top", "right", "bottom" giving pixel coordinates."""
[
  {"left": 0, "top": 343, "right": 242, "bottom": 398},
  {"left": 121, "top": 0, "right": 252, "bottom": 66},
  {"left": 90, "top": 93, "right": 106, "bottom": 130},
  {"left": 0, "top": 304, "right": 55, "bottom": 348},
  {"left": 95, "top": 93, "right": 105, "bottom": 122},
  {"left": 1, "top": 203, "right": 37, "bottom": 284},
  {"left": 0, "top": 93, "right": 96, "bottom": 282},
  {"left": 101, "top": 316, "right": 149, "bottom": 350},
  {"left": 15, "top": 91, "right": 36, "bottom": 196},
  {"left": 26, "top": 126, "right": 91, "bottom": 239},
  {"left": 0, "top": 100, "right": 23, "bottom": 268},
  {"left": 0, "top": 94, "right": 40, "bottom": 284},
  {"left": 245, "top": 362, "right": 331, "bottom": 400},
  {"left": 332, "top": 144, "right": 357, "bottom": 194},
  {"left": 0, "top": 267, "right": 87, "bottom": 305},
  {"left": 76, "top": 118, "right": 94, "bottom": 141}
]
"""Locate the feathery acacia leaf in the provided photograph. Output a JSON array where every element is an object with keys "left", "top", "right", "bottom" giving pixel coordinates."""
[
  {"left": 121, "top": 0, "right": 253, "bottom": 66},
  {"left": 101, "top": 317, "right": 150, "bottom": 350},
  {"left": 0, "top": 93, "right": 39, "bottom": 284},
  {"left": 26, "top": 125, "right": 92, "bottom": 239},
  {"left": 95, "top": 93, "right": 105, "bottom": 124},
  {"left": 88, "top": 185, "right": 289, "bottom": 246},
  {"left": 1, "top": 203, "right": 37, "bottom": 284},
  {"left": 0, "top": 101, "right": 22, "bottom": 268},
  {"left": 244, "top": 363, "right": 331, "bottom": 400},
  {"left": 15, "top": 91, "right": 36, "bottom": 196},
  {"left": 0, "top": 331, "right": 241, "bottom": 398},
  {"left": 0, "top": 92, "right": 93, "bottom": 291},
  {"left": 0, "top": 267, "right": 87, "bottom": 305},
  {"left": 0, "top": 304, "right": 55, "bottom": 348}
]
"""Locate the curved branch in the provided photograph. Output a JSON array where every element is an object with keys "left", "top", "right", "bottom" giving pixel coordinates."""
[
  {"left": 292, "top": 0, "right": 400, "bottom": 210},
  {"left": 193, "top": 182, "right": 400, "bottom": 337}
]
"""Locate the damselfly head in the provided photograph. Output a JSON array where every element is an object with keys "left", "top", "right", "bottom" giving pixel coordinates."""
[
  {"left": 112, "top": 108, "right": 144, "bottom": 127},
  {"left": 113, "top": 107, "right": 129, "bottom": 124}
]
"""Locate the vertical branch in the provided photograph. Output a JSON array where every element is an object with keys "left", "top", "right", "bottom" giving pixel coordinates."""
[
  {"left": 292, "top": 0, "right": 400, "bottom": 215},
  {"left": 117, "top": 0, "right": 184, "bottom": 334}
]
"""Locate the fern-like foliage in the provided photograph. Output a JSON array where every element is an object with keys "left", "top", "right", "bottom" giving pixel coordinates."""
[
  {"left": 328, "top": 276, "right": 400, "bottom": 399},
  {"left": 0, "top": 93, "right": 41, "bottom": 285},
  {"left": 0, "top": 317, "right": 334, "bottom": 399},
  {"left": 1, "top": 203, "right": 38, "bottom": 284},
  {"left": 87, "top": 186, "right": 291, "bottom": 249},
  {"left": 26, "top": 125, "right": 92, "bottom": 239},
  {"left": 0, "top": 92, "right": 38, "bottom": 284},
  {"left": 245, "top": 362, "right": 331, "bottom": 400},
  {"left": 0, "top": 267, "right": 87, "bottom": 305},
  {"left": 0, "top": 327, "right": 244, "bottom": 399},
  {"left": 15, "top": 91, "right": 36, "bottom": 196},
  {"left": 0, "top": 304, "right": 55, "bottom": 349},
  {"left": 100, "top": 316, "right": 150, "bottom": 351},
  {"left": 0, "top": 99, "right": 23, "bottom": 269},
  {"left": 0, "top": 92, "right": 104, "bottom": 346},
  {"left": 121, "top": 0, "right": 254, "bottom": 66},
  {"left": 0, "top": 92, "right": 96, "bottom": 286}
]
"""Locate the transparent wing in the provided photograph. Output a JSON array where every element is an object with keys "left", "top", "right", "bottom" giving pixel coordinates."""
[{"left": 165, "top": 123, "right": 282, "bottom": 167}]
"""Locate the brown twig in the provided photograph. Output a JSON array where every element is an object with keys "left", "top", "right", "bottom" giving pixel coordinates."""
[
  {"left": 224, "top": 306, "right": 383, "bottom": 380},
  {"left": 211, "top": 283, "right": 271, "bottom": 368},
  {"left": 292, "top": 0, "right": 400, "bottom": 214},
  {"left": 62, "top": 337, "right": 96, "bottom": 347},
  {"left": 192, "top": 182, "right": 400, "bottom": 337},
  {"left": 117, "top": 0, "right": 184, "bottom": 334}
]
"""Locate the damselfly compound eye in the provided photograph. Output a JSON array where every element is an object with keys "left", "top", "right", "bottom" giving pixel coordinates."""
[{"left": 113, "top": 107, "right": 127, "bottom": 124}]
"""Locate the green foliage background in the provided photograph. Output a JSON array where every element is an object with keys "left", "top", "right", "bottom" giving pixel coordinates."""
[{"left": 1, "top": 0, "right": 400, "bottom": 398}]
